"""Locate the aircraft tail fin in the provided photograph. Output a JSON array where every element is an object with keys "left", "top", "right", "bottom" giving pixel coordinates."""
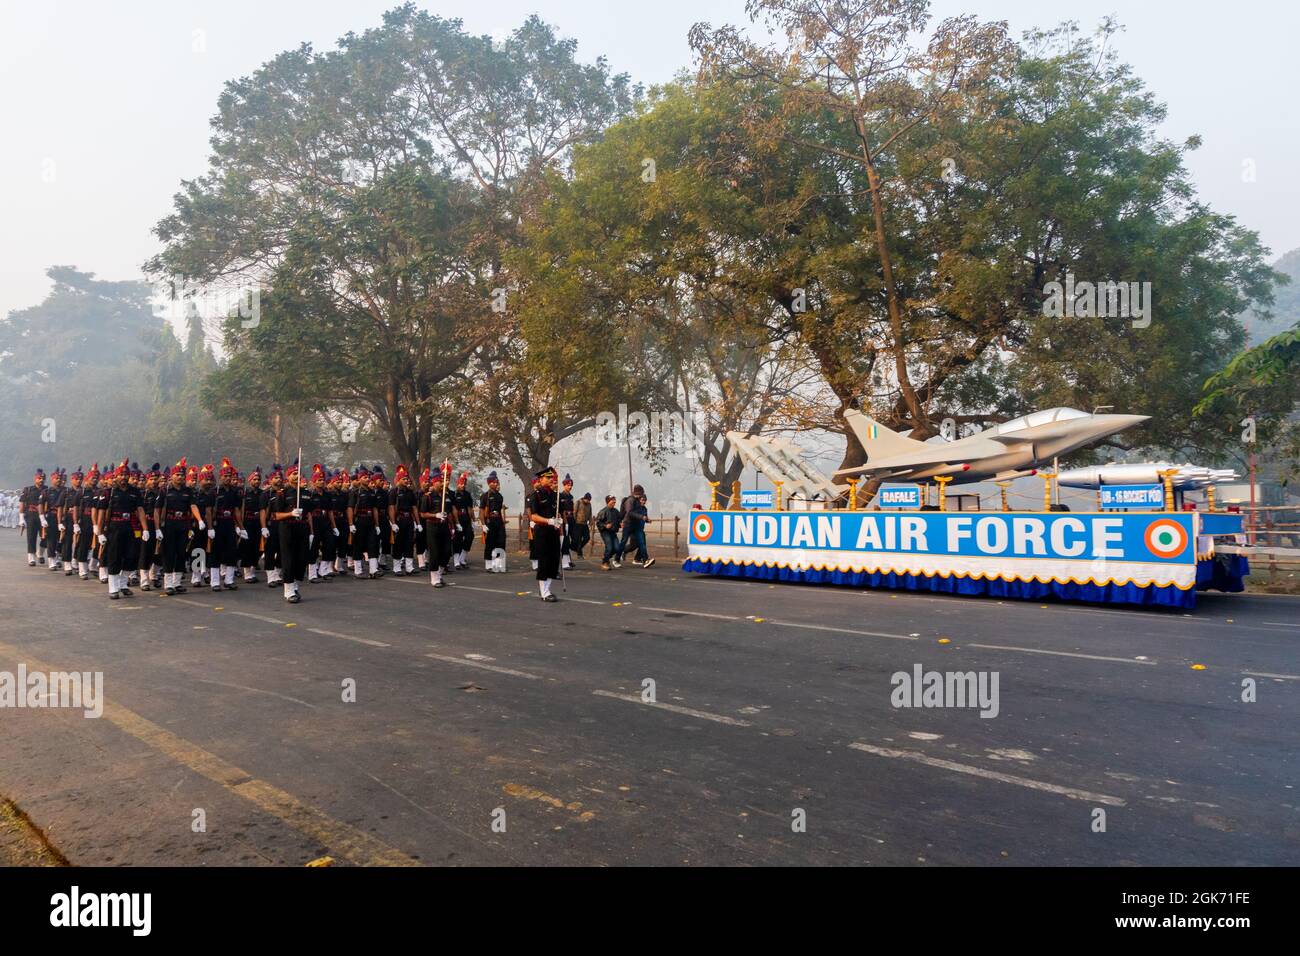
[{"left": 844, "top": 409, "right": 927, "bottom": 461}]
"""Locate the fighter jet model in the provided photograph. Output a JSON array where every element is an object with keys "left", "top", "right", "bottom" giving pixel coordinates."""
[{"left": 834, "top": 407, "right": 1149, "bottom": 486}]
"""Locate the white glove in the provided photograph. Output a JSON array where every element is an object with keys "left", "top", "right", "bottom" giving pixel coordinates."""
[
  {"left": 332, "top": 527, "right": 339, "bottom": 537},
  {"left": 291, "top": 508, "right": 303, "bottom": 519},
  {"left": 551, "top": 517, "right": 563, "bottom": 528},
  {"left": 261, "top": 527, "right": 270, "bottom": 539},
  {"left": 349, "top": 524, "right": 357, "bottom": 534},
  {"left": 157, "top": 528, "right": 164, "bottom": 540},
  {"left": 40, "top": 515, "right": 48, "bottom": 528},
  {"left": 198, "top": 520, "right": 206, "bottom": 531},
  {"left": 142, "top": 529, "right": 151, "bottom": 542},
  {"left": 415, "top": 524, "right": 423, "bottom": 533},
  {"left": 309, "top": 534, "right": 315, "bottom": 547},
  {"left": 58, "top": 523, "right": 65, "bottom": 532},
  {"left": 18, "top": 517, "right": 24, "bottom": 528},
  {"left": 436, "top": 512, "right": 446, "bottom": 521},
  {"left": 237, "top": 528, "right": 248, "bottom": 540},
  {"left": 97, "top": 534, "right": 107, "bottom": 545},
  {"left": 92, "top": 524, "right": 100, "bottom": 536},
  {"left": 207, "top": 529, "right": 215, "bottom": 539}
]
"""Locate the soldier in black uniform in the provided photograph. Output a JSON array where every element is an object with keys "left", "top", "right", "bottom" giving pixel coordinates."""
[
  {"left": 528, "top": 467, "right": 563, "bottom": 602},
  {"left": 305, "top": 464, "right": 336, "bottom": 582},
  {"left": 210, "top": 458, "right": 243, "bottom": 590},
  {"left": 328, "top": 470, "right": 349, "bottom": 576},
  {"left": 43, "top": 468, "right": 67, "bottom": 572},
  {"left": 192, "top": 463, "right": 216, "bottom": 586},
  {"left": 19, "top": 469, "right": 45, "bottom": 566},
  {"left": 347, "top": 467, "right": 382, "bottom": 578},
  {"left": 64, "top": 466, "right": 86, "bottom": 577},
  {"left": 372, "top": 466, "right": 392, "bottom": 572},
  {"left": 479, "top": 471, "right": 507, "bottom": 572},
  {"left": 137, "top": 465, "right": 162, "bottom": 590},
  {"left": 270, "top": 464, "right": 310, "bottom": 602},
  {"left": 261, "top": 465, "right": 283, "bottom": 587},
  {"left": 155, "top": 459, "right": 204, "bottom": 595},
  {"left": 451, "top": 472, "right": 475, "bottom": 570},
  {"left": 417, "top": 465, "right": 455, "bottom": 587},
  {"left": 240, "top": 467, "right": 263, "bottom": 583},
  {"left": 559, "top": 473, "right": 575, "bottom": 571},
  {"left": 389, "top": 464, "right": 418, "bottom": 576},
  {"left": 99, "top": 460, "right": 149, "bottom": 599},
  {"left": 89, "top": 464, "right": 113, "bottom": 582}
]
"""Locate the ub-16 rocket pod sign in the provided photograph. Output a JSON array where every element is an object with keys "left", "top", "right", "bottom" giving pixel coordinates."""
[{"left": 687, "top": 510, "right": 1194, "bottom": 566}]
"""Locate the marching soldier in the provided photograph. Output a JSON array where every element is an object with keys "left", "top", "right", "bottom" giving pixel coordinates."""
[
  {"left": 44, "top": 468, "right": 67, "bottom": 572},
  {"left": 210, "top": 458, "right": 243, "bottom": 590},
  {"left": 261, "top": 464, "right": 283, "bottom": 587},
  {"left": 417, "top": 463, "right": 455, "bottom": 587},
  {"left": 98, "top": 460, "right": 149, "bottom": 600},
  {"left": 528, "top": 467, "right": 563, "bottom": 602},
  {"left": 240, "top": 467, "right": 263, "bottom": 583},
  {"left": 328, "top": 470, "right": 350, "bottom": 576},
  {"left": 452, "top": 472, "right": 475, "bottom": 570},
  {"left": 389, "top": 464, "right": 418, "bottom": 576},
  {"left": 479, "top": 471, "right": 507, "bottom": 572},
  {"left": 347, "top": 466, "right": 382, "bottom": 578},
  {"left": 373, "top": 466, "right": 392, "bottom": 572},
  {"left": 90, "top": 464, "right": 112, "bottom": 582},
  {"left": 305, "top": 464, "right": 336, "bottom": 582},
  {"left": 156, "top": 458, "right": 204, "bottom": 596},
  {"left": 270, "top": 463, "right": 310, "bottom": 603},
  {"left": 65, "top": 466, "right": 88, "bottom": 578},
  {"left": 20, "top": 468, "right": 45, "bottom": 566},
  {"left": 138, "top": 464, "right": 162, "bottom": 590}
]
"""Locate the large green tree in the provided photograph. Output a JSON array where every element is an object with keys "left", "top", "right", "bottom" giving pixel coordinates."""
[{"left": 150, "top": 6, "right": 635, "bottom": 470}]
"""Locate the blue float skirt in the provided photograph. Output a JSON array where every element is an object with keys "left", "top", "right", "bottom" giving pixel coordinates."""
[{"left": 682, "top": 556, "right": 1250, "bottom": 610}]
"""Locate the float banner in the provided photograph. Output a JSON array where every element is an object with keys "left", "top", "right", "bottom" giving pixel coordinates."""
[
  {"left": 684, "top": 510, "right": 1208, "bottom": 608},
  {"left": 740, "top": 490, "right": 774, "bottom": 509},
  {"left": 1099, "top": 484, "right": 1163, "bottom": 510},
  {"left": 876, "top": 484, "right": 922, "bottom": 509}
]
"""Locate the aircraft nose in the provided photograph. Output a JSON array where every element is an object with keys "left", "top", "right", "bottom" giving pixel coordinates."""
[{"left": 1094, "top": 414, "right": 1149, "bottom": 434}]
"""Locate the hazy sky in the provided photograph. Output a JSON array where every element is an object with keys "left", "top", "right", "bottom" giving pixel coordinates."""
[{"left": 1, "top": 0, "right": 1296, "bottom": 320}]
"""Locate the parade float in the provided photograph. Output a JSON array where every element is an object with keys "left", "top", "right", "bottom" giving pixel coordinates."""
[{"left": 683, "top": 409, "right": 1249, "bottom": 609}]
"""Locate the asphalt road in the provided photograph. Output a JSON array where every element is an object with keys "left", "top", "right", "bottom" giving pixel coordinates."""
[{"left": 0, "top": 533, "right": 1297, "bottom": 866}]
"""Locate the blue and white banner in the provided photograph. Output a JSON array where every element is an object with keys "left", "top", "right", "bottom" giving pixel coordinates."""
[
  {"left": 875, "top": 484, "right": 922, "bottom": 509},
  {"left": 1099, "top": 484, "right": 1163, "bottom": 510},
  {"left": 740, "top": 490, "right": 774, "bottom": 509},
  {"left": 685, "top": 509, "right": 1207, "bottom": 607}
]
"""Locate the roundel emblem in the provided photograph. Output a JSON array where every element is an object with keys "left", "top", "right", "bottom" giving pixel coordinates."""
[
  {"left": 691, "top": 514, "right": 714, "bottom": 542},
  {"left": 1144, "top": 519, "right": 1188, "bottom": 559}
]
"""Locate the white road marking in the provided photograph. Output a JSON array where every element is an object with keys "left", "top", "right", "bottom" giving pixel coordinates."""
[
  {"left": 452, "top": 584, "right": 521, "bottom": 596},
  {"left": 307, "top": 627, "right": 390, "bottom": 648},
  {"left": 967, "top": 643, "right": 1156, "bottom": 665},
  {"left": 1262, "top": 622, "right": 1300, "bottom": 629},
  {"left": 230, "top": 610, "right": 289, "bottom": 626},
  {"left": 591, "top": 689, "right": 752, "bottom": 726},
  {"left": 766, "top": 619, "right": 917, "bottom": 642},
  {"left": 1242, "top": 670, "right": 1300, "bottom": 681},
  {"left": 195, "top": 678, "right": 317, "bottom": 709},
  {"left": 426, "top": 653, "right": 540, "bottom": 680},
  {"left": 848, "top": 742, "right": 1126, "bottom": 806},
  {"left": 639, "top": 606, "right": 742, "bottom": 621}
]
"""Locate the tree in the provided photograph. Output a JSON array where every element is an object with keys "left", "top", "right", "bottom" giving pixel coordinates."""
[{"left": 149, "top": 6, "right": 635, "bottom": 469}]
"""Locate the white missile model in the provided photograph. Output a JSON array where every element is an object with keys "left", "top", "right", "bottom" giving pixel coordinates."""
[
  {"left": 726, "top": 431, "right": 846, "bottom": 500},
  {"left": 834, "top": 407, "right": 1149, "bottom": 486},
  {"left": 1057, "top": 462, "right": 1238, "bottom": 490}
]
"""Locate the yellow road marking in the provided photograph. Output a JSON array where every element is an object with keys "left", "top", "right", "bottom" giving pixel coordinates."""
[{"left": 0, "top": 640, "right": 419, "bottom": 867}]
